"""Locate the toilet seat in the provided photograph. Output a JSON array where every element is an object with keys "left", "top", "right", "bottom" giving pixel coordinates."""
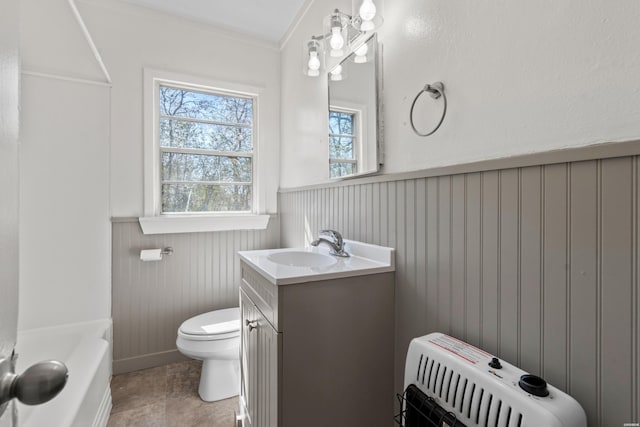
[{"left": 178, "top": 307, "right": 240, "bottom": 341}]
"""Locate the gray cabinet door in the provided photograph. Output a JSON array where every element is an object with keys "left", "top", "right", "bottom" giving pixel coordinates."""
[
  {"left": 240, "top": 289, "right": 278, "bottom": 427},
  {"left": 240, "top": 289, "right": 258, "bottom": 426},
  {"left": 0, "top": 0, "right": 20, "bottom": 425},
  {"left": 253, "top": 309, "right": 278, "bottom": 427}
]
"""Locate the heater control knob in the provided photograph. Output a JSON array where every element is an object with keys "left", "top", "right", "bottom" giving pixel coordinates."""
[
  {"left": 488, "top": 357, "right": 502, "bottom": 369},
  {"left": 519, "top": 374, "right": 549, "bottom": 397}
]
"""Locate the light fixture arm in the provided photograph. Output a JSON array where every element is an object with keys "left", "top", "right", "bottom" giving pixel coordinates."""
[{"left": 308, "top": 9, "right": 355, "bottom": 43}]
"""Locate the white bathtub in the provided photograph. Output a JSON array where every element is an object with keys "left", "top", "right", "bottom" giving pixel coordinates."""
[{"left": 15, "top": 319, "right": 112, "bottom": 427}]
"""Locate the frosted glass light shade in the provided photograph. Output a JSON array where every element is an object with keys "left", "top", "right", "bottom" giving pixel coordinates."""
[
  {"left": 359, "top": 0, "right": 376, "bottom": 21},
  {"left": 351, "top": 0, "right": 383, "bottom": 31},
  {"left": 324, "top": 10, "right": 350, "bottom": 59},
  {"left": 353, "top": 42, "right": 368, "bottom": 63},
  {"left": 330, "top": 64, "right": 344, "bottom": 81},
  {"left": 303, "top": 38, "right": 323, "bottom": 77}
]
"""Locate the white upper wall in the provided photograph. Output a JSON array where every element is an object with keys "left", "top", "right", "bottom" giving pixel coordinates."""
[
  {"left": 280, "top": 0, "right": 640, "bottom": 188},
  {"left": 77, "top": 0, "right": 281, "bottom": 217}
]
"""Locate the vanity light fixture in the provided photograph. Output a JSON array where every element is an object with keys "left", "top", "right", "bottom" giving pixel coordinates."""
[
  {"left": 303, "top": 0, "right": 382, "bottom": 78},
  {"left": 305, "top": 37, "right": 322, "bottom": 77}
]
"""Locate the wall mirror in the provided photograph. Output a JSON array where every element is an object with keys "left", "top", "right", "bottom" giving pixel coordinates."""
[{"left": 328, "top": 34, "right": 381, "bottom": 179}]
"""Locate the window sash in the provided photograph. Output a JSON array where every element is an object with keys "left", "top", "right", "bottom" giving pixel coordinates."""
[
  {"left": 159, "top": 113, "right": 253, "bottom": 129},
  {"left": 160, "top": 151, "right": 252, "bottom": 186},
  {"left": 329, "top": 159, "right": 357, "bottom": 164},
  {"left": 159, "top": 84, "right": 254, "bottom": 125},
  {"left": 162, "top": 180, "right": 253, "bottom": 186},
  {"left": 161, "top": 183, "right": 252, "bottom": 213},
  {"left": 329, "top": 162, "right": 356, "bottom": 178},
  {"left": 157, "top": 83, "right": 256, "bottom": 214},
  {"left": 329, "top": 110, "right": 357, "bottom": 136},
  {"left": 160, "top": 147, "right": 253, "bottom": 158},
  {"left": 328, "top": 132, "right": 358, "bottom": 140}
]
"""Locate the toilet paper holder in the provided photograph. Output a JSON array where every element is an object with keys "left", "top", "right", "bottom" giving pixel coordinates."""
[{"left": 139, "top": 247, "right": 173, "bottom": 261}]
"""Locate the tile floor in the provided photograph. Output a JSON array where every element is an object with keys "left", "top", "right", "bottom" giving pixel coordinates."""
[{"left": 107, "top": 360, "right": 238, "bottom": 427}]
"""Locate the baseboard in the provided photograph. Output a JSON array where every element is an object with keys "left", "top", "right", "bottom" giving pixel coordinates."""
[
  {"left": 93, "top": 383, "right": 112, "bottom": 427},
  {"left": 113, "top": 349, "right": 189, "bottom": 375}
]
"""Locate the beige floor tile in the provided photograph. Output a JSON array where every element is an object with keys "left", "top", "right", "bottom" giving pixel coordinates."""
[
  {"left": 107, "top": 401, "right": 167, "bottom": 427},
  {"left": 165, "top": 395, "right": 238, "bottom": 427},
  {"left": 166, "top": 360, "right": 202, "bottom": 398},
  {"left": 111, "top": 365, "right": 168, "bottom": 414}
]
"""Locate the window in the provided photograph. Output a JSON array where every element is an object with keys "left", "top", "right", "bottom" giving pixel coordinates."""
[
  {"left": 159, "top": 85, "right": 254, "bottom": 213},
  {"left": 329, "top": 107, "right": 359, "bottom": 178},
  {"left": 141, "top": 69, "right": 269, "bottom": 234}
]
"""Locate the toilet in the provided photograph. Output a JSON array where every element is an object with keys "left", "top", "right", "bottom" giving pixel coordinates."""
[{"left": 176, "top": 307, "right": 241, "bottom": 402}]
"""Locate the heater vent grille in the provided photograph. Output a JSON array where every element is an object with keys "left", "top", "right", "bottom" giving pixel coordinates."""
[{"left": 414, "top": 353, "right": 524, "bottom": 427}]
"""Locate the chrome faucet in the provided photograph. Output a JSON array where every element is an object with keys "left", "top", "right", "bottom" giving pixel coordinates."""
[{"left": 311, "top": 230, "right": 350, "bottom": 257}]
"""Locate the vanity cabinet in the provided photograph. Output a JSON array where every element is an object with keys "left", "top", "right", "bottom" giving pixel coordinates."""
[{"left": 238, "top": 259, "right": 395, "bottom": 427}]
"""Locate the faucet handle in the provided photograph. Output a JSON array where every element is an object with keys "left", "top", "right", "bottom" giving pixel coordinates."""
[{"left": 319, "top": 229, "right": 343, "bottom": 242}]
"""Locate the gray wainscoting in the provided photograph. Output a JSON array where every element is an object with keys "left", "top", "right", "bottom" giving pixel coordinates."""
[
  {"left": 279, "top": 157, "right": 639, "bottom": 427},
  {"left": 111, "top": 218, "right": 280, "bottom": 374}
]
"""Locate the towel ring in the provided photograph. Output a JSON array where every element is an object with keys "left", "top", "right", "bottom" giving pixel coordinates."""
[{"left": 409, "top": 82, "right": 447, "bottom": 137}]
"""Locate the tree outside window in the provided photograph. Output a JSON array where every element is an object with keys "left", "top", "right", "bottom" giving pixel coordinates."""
[{"left": 329, "top": 108, "right": 358, "bottom": 178}]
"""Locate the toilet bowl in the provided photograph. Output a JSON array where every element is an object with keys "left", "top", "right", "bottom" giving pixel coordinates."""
[{"left": 176, "top": 307, "right": 240, "bottom": 402}]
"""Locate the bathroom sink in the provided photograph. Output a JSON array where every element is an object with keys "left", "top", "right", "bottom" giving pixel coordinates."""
[
  {"left": 238, "top": 240, "right": 395, "bottom": 285},
  {"left": 267, "top": 251, "right": 337, "bottom": 268}
]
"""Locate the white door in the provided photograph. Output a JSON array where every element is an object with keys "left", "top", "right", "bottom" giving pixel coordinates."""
[{"left": 0, "top": 0, "right": 21, "bottom": 425}]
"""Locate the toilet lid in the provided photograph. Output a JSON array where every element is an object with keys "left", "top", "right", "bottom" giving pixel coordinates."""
[{"left": 179, "top": 307, "right": 240, "bottom": 336}]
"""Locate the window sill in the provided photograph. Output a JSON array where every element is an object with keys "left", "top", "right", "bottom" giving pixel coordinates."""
[{"left": 138, "top": 214, "right": 271, "bottom": 235}]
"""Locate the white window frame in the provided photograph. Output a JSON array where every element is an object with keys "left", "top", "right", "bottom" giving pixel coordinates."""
[
  {"left": 328, "top": 102, "right": 365, "bottom": 178},
  {"left": 140, "top": 68, "right": 269, "bottom": 234}
]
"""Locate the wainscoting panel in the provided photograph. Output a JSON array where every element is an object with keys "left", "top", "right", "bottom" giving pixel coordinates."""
[
  {"left": 111, "top": 218, "right": 280, "bottom": 374},
  {"left": 279, "top": 157, "right": 640, "bottom": 427}
]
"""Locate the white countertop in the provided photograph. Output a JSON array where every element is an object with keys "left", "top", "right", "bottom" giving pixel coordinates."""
[{"left": 238, "top": 240, "right": 395, "bottom": 285}]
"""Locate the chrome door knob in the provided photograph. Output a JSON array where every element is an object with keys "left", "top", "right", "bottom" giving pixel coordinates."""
[{"left": 0, "top": 360, "right": 68, "bottom": 406}]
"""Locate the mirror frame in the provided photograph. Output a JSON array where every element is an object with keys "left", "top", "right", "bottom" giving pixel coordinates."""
[{"left": 327, "top": 33, "right": 383, "bottom": 180}]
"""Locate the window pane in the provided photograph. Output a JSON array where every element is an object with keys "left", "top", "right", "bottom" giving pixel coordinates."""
[
  {"left": 160, "top": 86, "right": 253, "bottom": 125},
  {"left": 329, "top": 111, "right": 354, "bottom": 135},
  {"left": 160, "top": 118, "right": 252, "bottom": 152},
  {"left": 330, "top": 162, "right": 355, "bottom": 178},
  {"left": 162, "top": 153, "right": 252, "bottom": 183},
  {"left": 329, "top": 136, "right": 354, "bottom": 159},
  {"left": 162, "top": 184, "right": 252, "bottom": 213}
]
